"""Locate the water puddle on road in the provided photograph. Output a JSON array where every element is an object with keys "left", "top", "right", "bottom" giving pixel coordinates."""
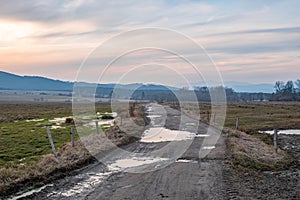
[
  {"left": 176, "top": 159, "right": 198, "bottom": 164},
  {"left": 108, "top": 157, "right": 169, "bottom": 171},
  {"left": 47, "top": 156, "right": 170, "bottom": 198},
  {"left": 57, "top": 172, "right": 112, "bottom": 197},
  {"left": 202, "top": 146, "right": 216, "bottom": 150},
  {"left": 259, "top": 129, "right": 300, "bottom": 135},
  {"left": 140, "top": 127, "right": 195, "bottom": 143},
  {"left": 9, "top": 184, "right": 53, "bottom": 200}
]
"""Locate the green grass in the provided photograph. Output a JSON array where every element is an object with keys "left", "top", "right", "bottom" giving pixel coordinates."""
[
  {"left": 0, "top": 118, "right": 77, "bottom": 168},
  {"left": 0, "top": 102, "right": 113, "bottom": 168}
]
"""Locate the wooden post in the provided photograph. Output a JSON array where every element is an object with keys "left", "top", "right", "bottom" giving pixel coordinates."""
[
  {"left": 46, "top": 126, "right": 57, "bottom": 157},
  {"left": 120, "top": 116, "right": 122, "bottom": 126},
  {"left": 71, "top": 127, "right": 75, "bottom": 147},
  {"left": 235, "top": 117, "right": 239, "bottom": 130},
  {"left": 274, "top": 129, "right": 278, "bottom": 153},
  {"left": 95, "top": 121, "right": 99, "bottom": 134},
  {"left": 207, "top": 112, "right": 210, "bottom": 123}
]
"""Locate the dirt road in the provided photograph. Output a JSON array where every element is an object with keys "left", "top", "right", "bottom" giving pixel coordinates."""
[{"left": 18, "top": 104, "right": 232, "bottom": 200}]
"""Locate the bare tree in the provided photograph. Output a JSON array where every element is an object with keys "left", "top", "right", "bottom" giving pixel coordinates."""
[
  {"left": 274, "top": 81, "right": 285, "bottom": 93},
  {"left": 284, "top": 81, "right": 295, "bottom": 94},
  {"left": 295, "top": 79, "right": 300, "bottom": 93}
]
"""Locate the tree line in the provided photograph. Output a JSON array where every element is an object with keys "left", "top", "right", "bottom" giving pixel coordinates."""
[{"left": 271, "top": 79, "right": 300, "bottom": 101}]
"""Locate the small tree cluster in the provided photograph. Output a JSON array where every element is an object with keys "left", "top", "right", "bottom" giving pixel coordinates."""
[{"left": 272, "top": 79, "right": 300, "bottom": 101}]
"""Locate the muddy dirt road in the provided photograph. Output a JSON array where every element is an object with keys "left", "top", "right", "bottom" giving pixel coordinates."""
[{"left": 18, "top": 104, "right": 231, "bottom": 200}]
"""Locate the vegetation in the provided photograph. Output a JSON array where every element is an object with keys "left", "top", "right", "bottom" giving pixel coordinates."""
[
  {"left": 0, "top": 102, "right": 147, "bottom": 197},
  {"left": 0, "top": 100, "right": 299, "bottom": 196},
  {"left": 225, "top": 128, "right": 295, "bottom": 171},
  {"left": 271, "top": 79, "right": 300, "bottom": 101}
]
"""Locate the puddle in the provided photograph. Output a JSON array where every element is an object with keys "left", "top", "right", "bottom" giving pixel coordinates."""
[
  {"left": 202, "top": 146, "right": 215, "bottom": 150},
  {"left": 176, "top": 159, "right": 198, "bottom": 164},
  {"left": 147, "top": 115, "right": 162, "bottom": 119},
  {"left": 58, "top": 172, "right": 112, "bottom": 197},
  {"left": 111, "top": 112, "right": 118, "bottom": 118},
  {"left": 50, "top": 156, "right": 168, "bottom": 197},
  {"left": 108, "top": 157, "right": 169, "bottom": 171},
  {"left": 140, "top": 127, "right": 195, "bottom": 143},
  {"left": 26, "top": 119, "right": 44, "bottom": 122},
  {"left": 195, "top": 134, "right": 210, "bottom": 137},
  {"left": 185, "top": 123, "right": 196, "bottom": 126},
  {"left": 259, "top": 129, "right": 300, "bottom": 135},
  {"left": 50, "top": 125, "right": 65, "bottom": 129},
  {"left": 49, "top": 116, "right": 72, "bottom": 125},
  {"left": 85, "top": 119, "right": 115, "bottom": 127},
  {"left": 9, "top": 184, "right": 53, "bottom": 200}
]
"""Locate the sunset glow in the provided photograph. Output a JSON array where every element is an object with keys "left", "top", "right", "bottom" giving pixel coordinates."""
[{"left": 0, "top": 0, "right": 299, "bottom": 85}]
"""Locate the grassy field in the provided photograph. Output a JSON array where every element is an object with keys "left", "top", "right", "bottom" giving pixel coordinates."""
[
  {"left": 224, "top": 102, "right": 300, "bottom": 133},
  {"left": 0, "top": 101, "right": 149, "bottom": 196},
  {"left": 179, "top": 102, "right": 300, "bottom": 133},
  {"left": 0, "top": 101, "right": 299, "bottom": 196},
  {"left": 0, "top": 102, "right": 112, "bottom": 168},
  {"left": 1, "top": 101, "right": 299, "bottom": 168}
]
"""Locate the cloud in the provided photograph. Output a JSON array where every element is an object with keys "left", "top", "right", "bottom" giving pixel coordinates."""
[{"left": 0, "top": 0, "right": 299, "bottom": 84}]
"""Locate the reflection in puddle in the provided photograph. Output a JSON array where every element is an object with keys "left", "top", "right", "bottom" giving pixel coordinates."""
[
  {"left": 50, "top": 125, "right": 65, "bottom": 129},
  {"left": 147, "top": 115, "right": 162, "bottom": 118},
  {"left": 185, "top": 123, "right": 196, "bottom": 126},
  {"left": 259, "top": 130, "right": 300, "bottom": 135},
  {"left": 176, "top": 159, "right": 198, "bottom": 164},
  {"left": 140, "top": 127, "right": 195, "bottom": 143},
  {"left": 108, "top": 157, "right": 169, "bottom": 171},
  {"left": 58, "top": 172, "right": 112, "bottom": 197},
  {"left": 50, "top": 156, "right": 169, "bottom": 198},
  {"left": 202, "top": 146, "right": 215, "bottom": 150},
  {"left": 195, "top": 134, "right": 210, "bottom": 137},
  {"left": 10, "top": 184, "right": 53, "bottom": 200},
  {"left": 49, "top": 116, "right": 72, "bottom": 125},
  {"left": 26, "top": 118, "right": 44, "bottom": 122}
]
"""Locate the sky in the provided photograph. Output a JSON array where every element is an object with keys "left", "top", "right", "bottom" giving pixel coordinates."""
[{"left": 0, "top": 0, "right": 299, "bottom": 87}]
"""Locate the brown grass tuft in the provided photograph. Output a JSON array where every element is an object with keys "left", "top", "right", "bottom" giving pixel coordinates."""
[{"left": 225, "top": 127, "right": 295, "bottom": 171}]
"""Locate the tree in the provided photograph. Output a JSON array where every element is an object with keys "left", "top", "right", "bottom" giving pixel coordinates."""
[
  {"left": 141, "top": 91, "right": 145, "bottom": 100},
  {"left": 274, "top": 81, "right": 285, "bottom": 93},
  {"left": 284, "top": 81, "right": 295, "bottom": 94},
  {"left": 295, "top": 79, "right": 300, "bottom": 93}
]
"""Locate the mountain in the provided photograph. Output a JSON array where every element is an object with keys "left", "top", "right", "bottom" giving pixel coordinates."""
[
  {"left": 0, "top": 71, "right": 73, "bottom": 91},
  {"left": 225, "top": 81, "right": 274, "bottom": 93},
  {"left": 0, "top": 71, "right": 275, "bottom": 93},
  {"left": 0, "top": 71, "right": 178, "bottom": 92}
]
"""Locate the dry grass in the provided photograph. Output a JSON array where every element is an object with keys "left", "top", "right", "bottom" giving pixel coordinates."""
[
  {"left": 225, "top": 127, "right": 295, "bottom": 171},
  {"left": 175, "top": 102, "right": 300, "bottom": 133}
]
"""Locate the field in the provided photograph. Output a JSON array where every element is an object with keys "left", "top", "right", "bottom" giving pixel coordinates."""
[
  {"left": 0, "top": 101, "right": 300, "bottom": 196},
  {"left": 1, "top": 101, "right": 299, "bottom": 168},
  {"left": 178, "top": 102, "right": 300, "bottom": 133},
  {"left": 0, "top": 102, "right": 113, "bottom": 169}
]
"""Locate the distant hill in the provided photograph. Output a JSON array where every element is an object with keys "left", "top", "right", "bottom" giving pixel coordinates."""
[
  {"left": 0, "top": 71, "right": 178, "bottom": 92},
  {"left": 0, "top": 71, "right": 73, "bottom": 91},
  {"left": 225, "top": 81, "right": 274, "bottom": 93},
  {"left": 0, "top": 71, "right": 275, "bottom": 93}
]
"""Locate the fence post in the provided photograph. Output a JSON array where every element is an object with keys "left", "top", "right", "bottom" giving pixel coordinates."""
[
  {"left": 95, "top": 121, "right": 99, "bottom": 134},
  {"left": 71, "top": 127, "right": 75, "bottom": 147},
  {"left": 46, "top": 126, "right": 57, "bottom": 157},
  {"left": 235, "top": 117, "right": 239, "bottom": 130},
  {"left": 274, "top": 129, "right": 278, "bottom": 153}
]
